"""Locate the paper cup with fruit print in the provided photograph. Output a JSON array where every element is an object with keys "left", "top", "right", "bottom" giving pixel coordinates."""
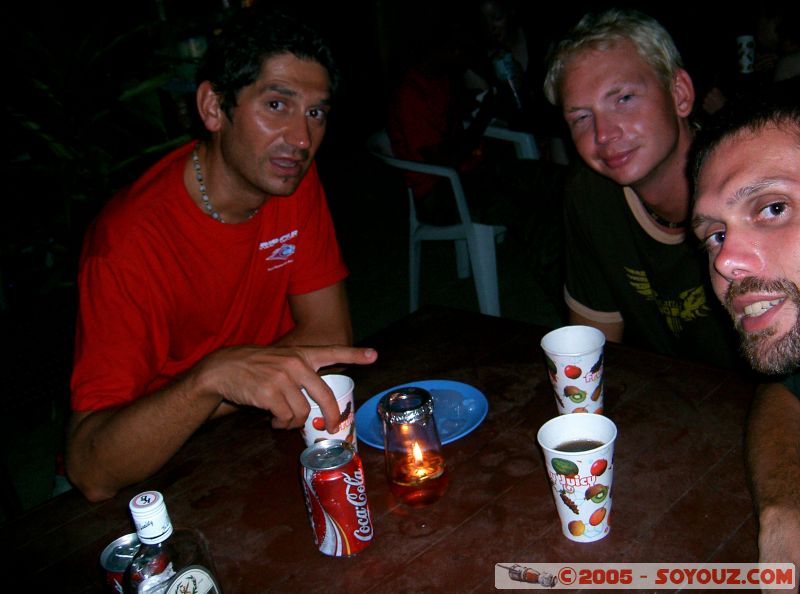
[
  {"left": 537, "top": 413, "right": 617, "bottom": 542},
  {"left": 301, "top": 374, "right": 357, "bottom": 449},
  {"left": 541, "top": 325, "right": 605, "bottom": 415}
]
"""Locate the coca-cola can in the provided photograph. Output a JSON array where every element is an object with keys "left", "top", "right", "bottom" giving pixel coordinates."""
[
  {"left": 99, "top": 532, "right": 140, "bottom": 593},
  {"left": 300, "top": 438, "right": 374, "bottom": 556}
]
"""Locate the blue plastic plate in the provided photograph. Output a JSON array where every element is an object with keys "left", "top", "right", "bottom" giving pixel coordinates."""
[{"left": 355, "top": 380, "right": 489, "bottom": 449}]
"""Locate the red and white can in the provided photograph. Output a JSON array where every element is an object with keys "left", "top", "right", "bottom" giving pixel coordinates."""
[
  {"left": 99, "top": 532, "right": 140, "bottom": 592},
  {"left": 300, "top": 438, "right": 374, "bottom": 556}
]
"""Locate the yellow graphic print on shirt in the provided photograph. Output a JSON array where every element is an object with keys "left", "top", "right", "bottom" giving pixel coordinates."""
[{"left": 625, "top": 268, "right": 711, "bottom": 334}]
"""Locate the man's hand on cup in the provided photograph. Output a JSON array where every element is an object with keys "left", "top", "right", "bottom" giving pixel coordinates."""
[{"left": 195, "top": 345, "right": 377, "bottom": 432}]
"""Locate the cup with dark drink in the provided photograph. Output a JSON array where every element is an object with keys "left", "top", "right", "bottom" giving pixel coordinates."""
[{"left": 536, "top": 413, "right": 617, "bottom": 542}]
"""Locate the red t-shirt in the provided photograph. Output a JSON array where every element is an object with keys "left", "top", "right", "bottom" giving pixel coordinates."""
[{"left": 71, "top": 143, "right": 348, "bottom": 411}]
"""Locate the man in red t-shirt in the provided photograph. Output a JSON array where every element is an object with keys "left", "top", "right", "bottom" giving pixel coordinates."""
[{"left": 66, "top": 8, "right": 376, "bottom": 502}]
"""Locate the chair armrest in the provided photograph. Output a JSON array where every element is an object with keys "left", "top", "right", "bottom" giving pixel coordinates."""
[
  {"left": 483, "top": 124, "right": 540, "bottom": 160},
  {"left": 371, "top": 152, "right": 461, "bottom": 184},
  {"left": 365, "top": 130, "right": 472, "bottom": 226}
]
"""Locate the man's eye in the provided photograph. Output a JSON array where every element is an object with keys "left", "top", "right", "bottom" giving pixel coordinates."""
[
  {"left": 570, "top": 114, "right": 589, "bottom": 127},
  {"left": 704, "top": 230, "right": 725, "bottom": 249},
  {"left": 761, "top": 201, "right": 787, "bottom": 219},
  {"left": 307, "top": 108, "right": 328, "bottom": 122},
  {"left": 267, "top": 100, "right": 285, "bottom": 111},
  {"left": 618, "top": 93, "right": 634, "bottom": 104}
]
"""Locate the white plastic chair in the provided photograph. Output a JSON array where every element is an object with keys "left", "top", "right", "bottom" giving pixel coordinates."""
[
  {"left": 482, "top": 123, "right": 540, "bottom": 160},
  {"left": 365, "top": 126, "right": 539, "bottom": 317},
  {"left": 484, "top": 118, "right": 570, "bottom": 165}
]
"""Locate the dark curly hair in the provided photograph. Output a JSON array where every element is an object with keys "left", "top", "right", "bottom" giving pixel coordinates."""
[{"left": 196, "top": 6, "right": 340, "bottom": 120}]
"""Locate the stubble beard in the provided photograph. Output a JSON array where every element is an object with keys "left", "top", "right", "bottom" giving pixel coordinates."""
[{"left": 726, "top": 277, "right": 800, "bottom": 375}]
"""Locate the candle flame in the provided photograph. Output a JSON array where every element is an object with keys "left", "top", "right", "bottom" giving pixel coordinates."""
[{"left": 412, "top": 441, "right": 423, "bottom": 465}]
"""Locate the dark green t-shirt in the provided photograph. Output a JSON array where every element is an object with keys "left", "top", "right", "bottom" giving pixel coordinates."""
[{"left": 563, "top": 165, "right": 739, "bottom": 369}]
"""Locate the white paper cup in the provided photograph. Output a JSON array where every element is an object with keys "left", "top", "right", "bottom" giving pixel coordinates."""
[
  {"left": 541, "top": 325, "right": 605, "bottom": 415},
  {"left": 537, "top": 414, "right": 617, "bottom": 542},
  {"left": 301, "top": 374, "right": 357, "bottom": 449}
]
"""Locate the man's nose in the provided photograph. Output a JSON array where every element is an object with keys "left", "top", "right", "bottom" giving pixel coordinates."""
[
  {"left": 285, "top": 114, "right": 311, "bottom": 149},
  {"left": 713, "top": 232, "right": 763, "bottom": 282},
  {"left": 594, "top": 113, "right": 621, "bottom": 145}
]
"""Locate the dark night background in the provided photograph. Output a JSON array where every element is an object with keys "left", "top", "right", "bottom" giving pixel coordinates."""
[
  {"left": 2, "top": 0, "right": 749, "bottom": 314},
  {"left": 1, "top": 0, "right": 756, "bottom": 516}
]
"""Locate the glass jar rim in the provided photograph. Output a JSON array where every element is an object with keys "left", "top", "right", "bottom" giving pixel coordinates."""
[{"left": 378, "top": 387, "right": 434, "bottom": 424}]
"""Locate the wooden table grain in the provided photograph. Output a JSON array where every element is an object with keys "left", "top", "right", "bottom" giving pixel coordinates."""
[{"left": 7, "top": 306, "right": 759, "bottom": 592}]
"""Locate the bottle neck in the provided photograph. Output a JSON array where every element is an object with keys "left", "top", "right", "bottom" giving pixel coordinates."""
[
  {"left": 134, "top": 509, "right": 174, "bottom": 545},
  {"left": 130, "top": 491, "right": 175, "bottom": 545}
]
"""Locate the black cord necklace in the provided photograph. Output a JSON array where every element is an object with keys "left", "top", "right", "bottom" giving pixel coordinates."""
[{"left": 640, "top": 200, "right": 686, "bottom": 229}]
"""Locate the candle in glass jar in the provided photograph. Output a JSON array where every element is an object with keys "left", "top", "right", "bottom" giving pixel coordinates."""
[
  {"left": 411, "top": 442, "right": 428, "bottom": 478},
  {"left": 393, "top": 440, "right": 446, "bottom": 483},
  {"left": 387, "top": 448, "right": 448, "bottom": 505},
  {"left": 380, "top": 388, "right": 450, "bottom": 506}
]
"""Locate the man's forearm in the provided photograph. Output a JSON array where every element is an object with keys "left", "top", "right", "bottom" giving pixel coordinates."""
[
  {"left": 747, "top": 383, "right": 800, "bottom": 510},
  {"left": 67, "top": 371, "right": 224, "bottom": 502},
  {"left": 746, "top": 382, "right": 800, "bottom": 568}
]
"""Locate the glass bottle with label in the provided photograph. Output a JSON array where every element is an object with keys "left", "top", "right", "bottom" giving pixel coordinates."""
[{"left": 125, "top": 490, "right": 222, "bottom": 594}]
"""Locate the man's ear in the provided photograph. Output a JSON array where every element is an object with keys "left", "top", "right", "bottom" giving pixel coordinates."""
[
  {"left": 672, "top": 68, "right": 695, "bottom": 118},
  {"left": 196, "top": 81, "right": 225, "bottom": 133}
]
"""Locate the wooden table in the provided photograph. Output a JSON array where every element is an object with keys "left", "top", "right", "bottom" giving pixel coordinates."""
[{"left": 7, "top": 306, "right": 759, "bottom": 592}]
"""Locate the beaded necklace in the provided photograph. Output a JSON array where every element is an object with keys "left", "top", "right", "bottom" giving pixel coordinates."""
[{"left": 191, "top": 146, "right": 257, "bottom": 223}]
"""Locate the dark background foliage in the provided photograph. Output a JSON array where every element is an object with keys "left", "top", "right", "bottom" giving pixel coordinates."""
[{"left": 1, "top": 0, "right": 746, "bottom": 313}]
